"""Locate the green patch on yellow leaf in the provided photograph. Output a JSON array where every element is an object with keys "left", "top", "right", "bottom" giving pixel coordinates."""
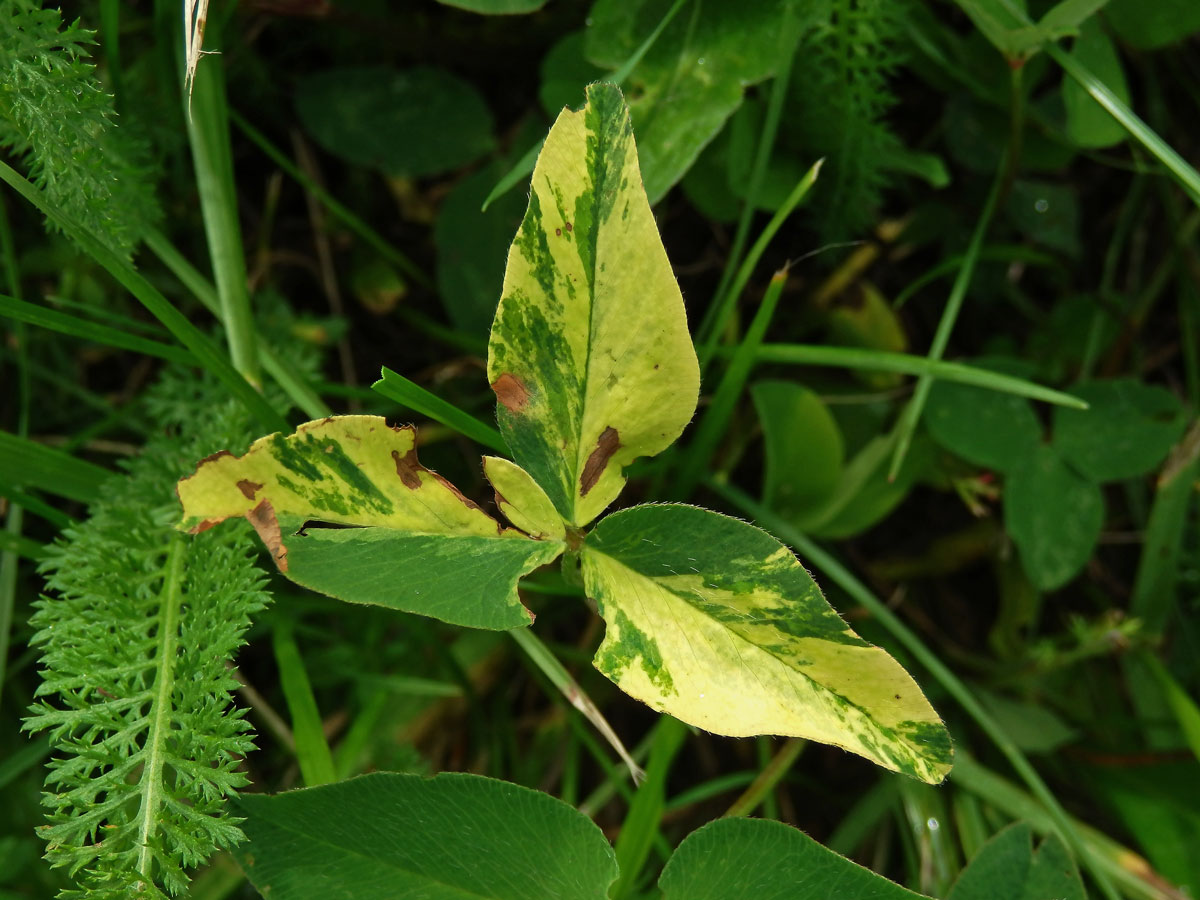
[
  {"left": 177, "top": 416, "right": 562, "bottom": 629},
  {"left": 581, "top": 504, "right": 952, "bottom": 783},
  {"left": 487, "top": 83, "right": 699, "bottom": 527}
]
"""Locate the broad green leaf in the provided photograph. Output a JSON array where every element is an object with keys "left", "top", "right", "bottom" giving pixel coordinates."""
[
  {"left": 1052, "top": 378, "right": 1185, "bottom": 483},
  {"left": 925, "top": 358, "right": 1042, "bottom": 473},
  {"left": 488, "top": 83, "right": 699, "bottom": 527},
  {"left": 659, "top": 817, "right": 931, "bottom": 900},
  {"left": 1005, "top": 445, "right": 1103, "bottom": 591},
  {"left": 177, "top": 416, "right": 562, "bottom": 630},
  {"left": 540, "top": 31, "right": 607, "bottom": 117},
  {"left": 974, "top": 688, "right": 1078, "bottom": 754},
  {"left": 295, "top": 66, "right": 494, "bottom": 177},
  {"left": 483, "top": 456, "right": 565, "bottom": 541},
  {"left": 753, "top": 380, "right": 843, "bottom": 519},
  {"left": 434, "top": 146, "right": 536, "bottom": 335},
  {"left": 1092, "top": 764, "right": 1200, "bottom": 894},
  {"left": 581, "top": 504, "right": 953, "bottom": 783},
  {"left": 1102, "top": 0, "right": 1200, "bottom": 48},
  {"left": 1039, "top": 0, "right": 1109, "bottom": 34},
  {"left": 826, "top": 283, "right": 908, "bottom": 389},
  {"left": 235, "top": 772, "right": 618, "bottom": 900},
  {"left": 947, "top": 822, "right": 1085, "bottom": 900},
  {"left": 797, "top": 432, "right": 931, "bottom": 540},
  {"left": 1007, "top": 180, "right": 1081, "bottom": 257},
  {"left": 1062, "top": 19, "right": 1130, "bottom": 148},
  {"left": 585, "top": 0, "right": 808, "bottom": 203}
]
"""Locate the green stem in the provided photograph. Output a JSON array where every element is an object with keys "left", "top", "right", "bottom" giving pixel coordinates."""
[
  {"left": 697, "top": 161, "right": 822, "bottom": 376},
  {"left": 508, "top": 627, "right": 643, "bottom": 782},
  {"left": 699, "top": 20, "right": 802, "bottom": 346},
  {"left": 723, "top": 737, "right": 805, "bottom": 818},
  {"left": 229, "top": 109, "right": 430, "bottom": 289},
  {"left": 887, "top": 150, "right": 1008, "bottom": 480},
  {"left": 143, "top": 228, "right": 330, "bottom": 420},
  {"left": 0, "top": 161, "right": 286, "bottom": 432},
  {"left": 0, "top": 192, "right": 26, "bottom": 713},
  {"left": 135, "top": 532, "right": 188, "bottom": 891},
  {"left": 187, "top": 58, "right": 260, "bottom": 386},
  {"left": 1047, "top": 42, "right": 1200, "bottom": 207},
  {"left": 610, "top": 717, "right": 688, "bottom": 900},
  {"left": 707, "top": 479, "right": 1123, "bottom": 900},
  {"left": 674, "top": 269, "right": 787, "bottom": 498}
]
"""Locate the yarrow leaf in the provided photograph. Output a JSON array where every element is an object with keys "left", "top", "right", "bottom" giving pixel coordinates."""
[{"left": 24, "top": 398, "right": 269, "bottom": 899}]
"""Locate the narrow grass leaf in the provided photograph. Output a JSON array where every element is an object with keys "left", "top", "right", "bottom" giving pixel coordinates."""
[
  {"left": 0, "top": 292, "right": 195, "bottom": 365},
  {"left": 0, "top": 430, "right": 110, "bottom": 504},
  {"left": 372, "top": 366, "right": 505, "bottom": 452},
  {"left": 0, "top": 161, "right": 287, "bottom": 432},
  {"left": 747, "top": 344, "right": 1088, "bottom": 408},
  {"left": 272, "top": 619, "right": 336, "bottom": 787}
]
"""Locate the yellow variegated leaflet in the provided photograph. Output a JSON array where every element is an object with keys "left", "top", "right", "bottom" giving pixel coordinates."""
[
  {"left": 582, "top": 505, "right": 952, "bottom": 783},
  {"left": 177, "top": 416, "right": 562, "bottom": 630},
  {"left": 176, "top": 83, "right": 951, "bottom": 783},
  {"left": 487, "top": 82, "right": 700, "bottom": 528}
]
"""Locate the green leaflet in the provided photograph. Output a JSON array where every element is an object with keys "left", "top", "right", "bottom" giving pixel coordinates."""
[
  {"left": 660, "top": 817, "right": 931, "bottom": 900},
  {"left": 581, "top": 504, "right": 953, "bottom": 783},
  {"left": 177, "top": 416, "right": 563, "bottom": 630},
  {"left": 483, "top": 456, "right": 565, "bottom": 541},
  {"left": 947, "top": 822, "right": 1085, "bottom": 900},
  {"left": 487, "top": 82, "right": 699, "bottom": 527}
]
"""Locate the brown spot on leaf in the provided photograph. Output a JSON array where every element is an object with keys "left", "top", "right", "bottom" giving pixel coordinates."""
[
  {"left": 247, "top": 500, "right": 288, "bottom": 573},
  {"left": 555, "top": 227, "right": 562, "bottom": 236},
  {"left": 392, "top": 448, "right": 423, "bottom": 490},
  {"left": 237, "top": 479, "right": 264, "bottom": 500},
  {"left": 564, "top": 221, "right": 573, "bottom": 232},
  {"left": 580, "top": 426, "right": 620, "bottom": 497},
  {"left": 491, "top": 373, "right": 530, "bottom": 413},
  {"left": 197, "top": 449, "right": 233, "bottom": 466}
]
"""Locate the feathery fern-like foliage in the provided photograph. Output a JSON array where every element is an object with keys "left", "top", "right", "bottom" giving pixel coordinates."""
[
  {"left": 788, "top": 0, "right": 906, "bottom": 240},
  {"left": 0, "top": 0, "right": 159, "bottom": 257},
  {"left": 23, "top": 394, "right": 269, "bottom": 900}
]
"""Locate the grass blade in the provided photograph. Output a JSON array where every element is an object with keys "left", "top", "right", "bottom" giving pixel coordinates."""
[
  {"left": 187, "top": 58, "right": 260, "bottom": 385},
  {"left": 480, "top": 0, "right": 691, "bottom": 212},
  {"left": 143, "top": 228, "right": 331, "bottom": 420},
  {"left": 673, "top": 269, "right": 787, "bottom": 498},
  {"left": 743, "top": 343, "right": 1089, "bottom": 408},
  {"left": 696, "top": 160, "right": 822, "bottom": 375},
  {"left": 0, "top": 292, "right": 196, "bottom": 365},
  {"left": 0, "top": 430, "right": 111, "bottom": 504},
  {"left": 372, "top": 366, "right": 505, "bottom": 452},
  {"left": 0, "top": 160, "right": 287, "bottom": 433},
  {"left": 887, "top": 151, "right": 1007, "bottom": 479},
  {"left": 272, "top": 618, "right": 337, "bottom": 787}
]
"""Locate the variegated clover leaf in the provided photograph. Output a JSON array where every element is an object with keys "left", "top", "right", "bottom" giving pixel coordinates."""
[{"left": 177, "top": 82, "right": 952, "bottom": 783}]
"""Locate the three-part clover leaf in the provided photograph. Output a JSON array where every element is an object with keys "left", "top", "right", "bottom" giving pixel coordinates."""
[{"left": 177, "top": 83, "right": 952, "bottom": 783}]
